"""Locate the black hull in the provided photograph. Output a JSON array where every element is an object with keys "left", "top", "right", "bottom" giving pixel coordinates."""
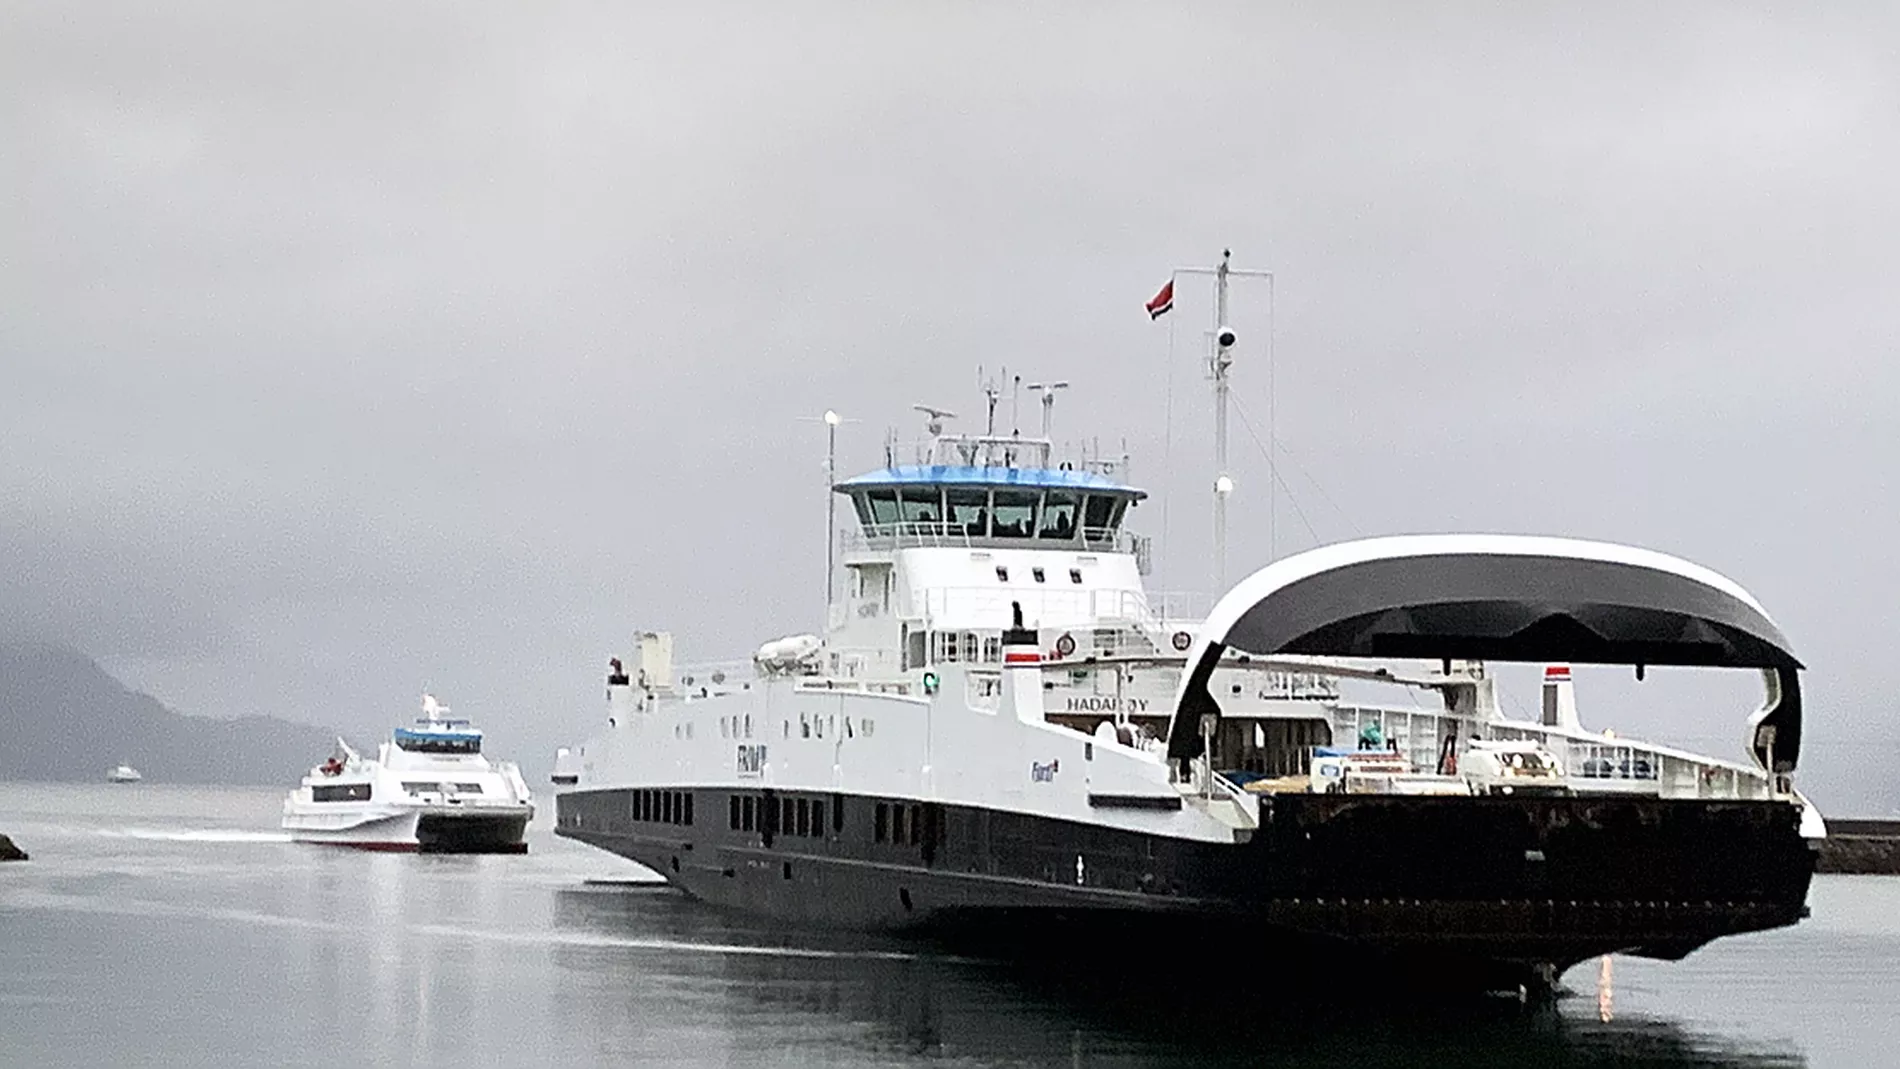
[
  {"left": 556, "top": 786, "right": 1815, "bottom": 990},
  {"left": 416, "top": 811, "right": 531, "bottom": 854}
]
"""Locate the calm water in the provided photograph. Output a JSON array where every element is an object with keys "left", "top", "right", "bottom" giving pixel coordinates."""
[{"left": 2, "top": 784, "right": 1896, "bottom": 1068}]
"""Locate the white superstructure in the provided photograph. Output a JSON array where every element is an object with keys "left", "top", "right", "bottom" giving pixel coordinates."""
[
  {"left": 283, "top": 694, "right": 534, "bottom": 853},
  {"left": 106, "top": 764, "right": 142, "bottom": 783}
]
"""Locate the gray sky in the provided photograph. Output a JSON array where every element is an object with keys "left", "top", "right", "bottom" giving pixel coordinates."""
[{"left": 4, "top": 3, "right": 1896, "bottom": 813}]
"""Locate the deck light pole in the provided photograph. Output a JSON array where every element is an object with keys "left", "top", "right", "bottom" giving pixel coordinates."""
[{"left": 801, "top": 408, "right": 857, "bottom": 614}]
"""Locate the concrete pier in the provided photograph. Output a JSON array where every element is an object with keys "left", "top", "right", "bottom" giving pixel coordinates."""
[{"left": 1817, "top": 819, "right": 1900, "bottom": 875}]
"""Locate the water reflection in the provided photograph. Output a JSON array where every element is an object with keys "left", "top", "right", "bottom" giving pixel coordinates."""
[{"left": 552, "top": 887, "right": 1805, "bottom": 1069}]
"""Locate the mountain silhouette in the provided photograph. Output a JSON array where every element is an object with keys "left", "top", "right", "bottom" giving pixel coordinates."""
[{"left": 1, "top": 643, "right": 336, "bottom": 785}]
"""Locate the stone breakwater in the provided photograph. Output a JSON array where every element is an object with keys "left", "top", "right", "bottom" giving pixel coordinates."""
[{"left": 1816, "top": 819, "right": 1900, "bottom": 875}]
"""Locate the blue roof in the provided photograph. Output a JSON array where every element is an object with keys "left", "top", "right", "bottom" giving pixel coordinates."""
[
  {"left": 835, "top": 465, "right": 1144, "bottom": 497},
  {"left": 396, "top": 725, "right": 481, "bottom": 742}
]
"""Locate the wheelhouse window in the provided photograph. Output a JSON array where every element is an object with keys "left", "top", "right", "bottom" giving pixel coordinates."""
[
  {"left": 991, "top": 490, "right": 1039, "bottom": 538},
  {"left": 1082, "top": 494, "right": 1116, "bottom": 534},
  {"left": 898, "top": 488, "right": 944, "bottom": 526},
  {"left": 865, "top": 489, "right": 900, "bottom": 526},
  {"left": 1038, "top": 491, "right": 1079, "bottom": 539},
  {"left": 947, "top": 488, "right": 988, "bottom": 536}
]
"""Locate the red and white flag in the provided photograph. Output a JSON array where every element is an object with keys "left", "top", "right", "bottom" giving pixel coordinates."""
[{"left": 1145, "top": 279, "right": 1174, "bottom": 320}]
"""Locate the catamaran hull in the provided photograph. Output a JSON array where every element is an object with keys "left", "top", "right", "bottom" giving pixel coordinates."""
[
  {"left": 286, "top": 806, "right": 533, "bottom": 854},
  {"left": 557, "top": 786, "right": 1815, "bottom": 990}
]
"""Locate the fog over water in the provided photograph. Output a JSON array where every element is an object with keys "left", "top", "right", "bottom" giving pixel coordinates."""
[{"left": 3, "top": 4, "right": 1897, "bottom": 813}]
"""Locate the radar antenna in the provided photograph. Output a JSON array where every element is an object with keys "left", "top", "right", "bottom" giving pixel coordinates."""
[
  {"left": 912, "top": 403, "right": 956, "bottom": 437},
  {"left": 1026, "top": 381, "right": 1069, "bottom": 437}
]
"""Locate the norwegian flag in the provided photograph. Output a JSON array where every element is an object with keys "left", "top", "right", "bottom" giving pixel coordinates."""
[{"left": 1144, "top": 279, "right": 1174, "bottom": 320}]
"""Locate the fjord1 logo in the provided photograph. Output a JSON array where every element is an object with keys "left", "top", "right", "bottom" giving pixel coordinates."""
[{"left": 1031, "top": 759, "right": 1060, "bottom": 783}]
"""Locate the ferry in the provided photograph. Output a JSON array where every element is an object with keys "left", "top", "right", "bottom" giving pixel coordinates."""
[
  {"left": 283, "top": 694, "right": 534, "bottom": 853},
  {"left": 552, "top": 255, "right": 1823, "bottom": 992},
  {"left": 106, "top": 764, "right": 142, "bottom": 784}
]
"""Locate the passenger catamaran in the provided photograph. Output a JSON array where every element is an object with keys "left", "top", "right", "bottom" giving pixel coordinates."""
[
  {"left": 553, "top": 258, "right": 1824, "bottom": 991},
  {"left": 284, "top": 694, "right": 535, "bottom": 853}
]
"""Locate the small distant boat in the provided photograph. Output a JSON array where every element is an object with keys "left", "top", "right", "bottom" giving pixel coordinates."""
[
  {"left": 282, "top": 694, "right": 534, "bottom": 853},
  {"left": 106, "top": 764, "right": 142, "bottom": 783}
]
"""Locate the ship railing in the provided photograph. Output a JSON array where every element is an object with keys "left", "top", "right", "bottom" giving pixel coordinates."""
[
  {"left": 669, "top": 659, "right": 759, "bottom": 699},
  {"left": 916, "top": 586, "right": 1168, "bottom": 632},
  {"left": 1326, "top": 704, "right": 1774, "bottom": 801},
  {"left": 839, "top": 524, "right": 1141, "bottom": 555}
]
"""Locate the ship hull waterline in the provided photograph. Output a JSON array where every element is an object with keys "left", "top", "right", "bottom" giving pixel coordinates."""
[
  {"left": 557, "top": 787, "right": 1816, "bottom": 992},
  {"left": 287, "top": 807, "right": 532, "bottom": 854}
]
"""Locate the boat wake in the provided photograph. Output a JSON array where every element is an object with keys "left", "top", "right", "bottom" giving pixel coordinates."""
[
  {"left": 92, "top": 827, "right": 293, "bottom": 844},
  {"left": 408, "top": 922, "right": 928, "bottom": 962}
]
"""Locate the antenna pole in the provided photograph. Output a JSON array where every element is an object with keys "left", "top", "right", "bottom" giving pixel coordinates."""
[
  {"left": 1213, "top": 249, "right": 1233, "bottom": 591},
  {"left": 825, "top": 411, "right": 840, "bottom": 610}
]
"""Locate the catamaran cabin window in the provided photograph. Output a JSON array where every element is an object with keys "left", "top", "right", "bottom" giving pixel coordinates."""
[
  {"left": 313, "top": 782, "right": 371, "bottom": 802},
  {"left": 946, "top": 488, "right": 988, "bottom": 536},
  {"left": 395, "top": 735, "right": 481, "bottom": 755},
  {"left": 1038, "top": 492, "right": 1079, "bottom": 539},
  {"left": 990, "top": 490, "right": 1039, "bottom": 538}
]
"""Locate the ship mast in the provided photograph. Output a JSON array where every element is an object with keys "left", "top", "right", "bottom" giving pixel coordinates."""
[
  {"left": 1213, "top": 251, "right": 1233, "bottom": 590},
  {"left": 1171, "top": 249, "right": 1270, "bottom": 591}
]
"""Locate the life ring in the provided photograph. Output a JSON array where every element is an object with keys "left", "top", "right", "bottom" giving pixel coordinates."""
[
  {"left": 1171, "top": 631, "right": 1192, "bottom": 652},
  {"left": 1054, "top": 633, "right": 1076, "bottom": 658}
]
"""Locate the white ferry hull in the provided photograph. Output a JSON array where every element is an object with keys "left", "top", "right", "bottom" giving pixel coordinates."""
[{"left": 284, "top": 803, "right": 533, "bottom": 853}]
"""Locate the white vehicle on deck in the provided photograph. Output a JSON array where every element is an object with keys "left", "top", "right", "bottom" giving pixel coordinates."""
[{"left": 1457, "top": 739, "right": 1571, "bottom": 797}]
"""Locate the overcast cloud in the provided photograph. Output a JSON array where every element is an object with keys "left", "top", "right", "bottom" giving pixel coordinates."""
[{"left": 4, "top": 3, "right": 1896, "bottom": 812}]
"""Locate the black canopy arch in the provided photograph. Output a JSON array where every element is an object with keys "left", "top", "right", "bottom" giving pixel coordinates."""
[{"left": 1165, "top": 535, "right": 1804, "bottom": 773}]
